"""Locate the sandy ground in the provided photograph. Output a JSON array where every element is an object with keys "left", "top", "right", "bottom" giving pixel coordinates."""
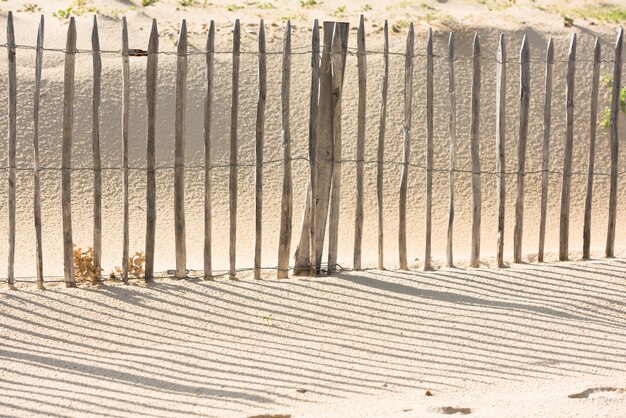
[{"left": 1, "top": 256, "right": 626, "bottom": 417}]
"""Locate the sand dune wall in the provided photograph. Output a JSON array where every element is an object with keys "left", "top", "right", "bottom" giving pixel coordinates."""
[{"left": 0, "top": 14, "right": 625, "bottom": 277}]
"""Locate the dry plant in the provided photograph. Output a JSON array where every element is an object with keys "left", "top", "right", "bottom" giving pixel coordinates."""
[
  {"left": 73, "top": 245, "right": 102, "bottom": 282},
  {"left": 112, "top": 252, "right": 145, "bottom": 280}
]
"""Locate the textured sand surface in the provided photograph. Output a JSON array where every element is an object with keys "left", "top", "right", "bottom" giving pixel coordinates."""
[{"left": 1, "top": 257, "right": 626, "bottom": 417}]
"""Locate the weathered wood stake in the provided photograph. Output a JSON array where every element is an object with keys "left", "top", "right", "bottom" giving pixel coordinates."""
[
  {"left": 145, "top": 19, "right": 158, "bottom": 281},
  {"left": 424, "top": 28, "right": 434, "bottom": 271},
  {"left": 121, "top": 17, "right": 130, "bottom": 283},
  {"left": 446, "top": 32, "right": 456, "bottom": 268},
  {"left": 255, "top": 20, "right": 267, "bottom": 279},
  {"left": 7, "top": 12, "right": 16, "bottom": 289},
  {"left": 470, "top": 34, "right": 481, "bottom": 268},
  {"left": 229, "top": 20, "right": 241, "bottom": 279},
  {"left": 354, "top": 15, "right": 366, "bottom": 271},
  {"left": 33, "top": 15, "right": 44, "bottom": 289},
  {"left": 538, "top": 38, "right": 554, "bottom": 262},
  {"left": 559, "top": 34, "right": 576, "bottom": 261},
  {"left": 92, "top": 16, "right": 102, "bottom": 279},
  {"left": 377, "top": 21, "right": 389, "bottom": 270},
  {"left": 203, "top": 21, "right": 215, "bottom": 280},
  {"left": 495, "top": 34, "right": 506, "bottom": 268}
]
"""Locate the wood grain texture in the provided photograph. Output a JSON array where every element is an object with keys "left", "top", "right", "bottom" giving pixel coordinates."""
[
  {"left": 514, "top": 35, "right": 530, "bottom": 264},
  {"left": 606, "top": 28, "right": 623, "bottom": 258},
  {"left": 495, "top": 34, "right": 506, "bottom": 268},
  {"left": 538, "top": 38, "right": 554, "bottom": 263},
  {"left": 293, "top": 20, "right": 319, "bottom": 276},
  {"left": 255, "top": 20, "right": 267, "bottom": 279},
  {"left": 92, "top": 16, "right": 102, "bottom": 279},
  {"left": 470, "top": 34, "right": 481, "bottom": 268},
  {"left": 277, "top": 21, "right": 292, "bottom": 279},
  {"left": 582, "top": 37, "right": 601, "bottom": 260},
  {"left": 145, "top": 19, "right": 158, "bottom": 281},
  {"left": 229, "top": 20, "right": 241, "bottom": 279},
  {"left": 6, "top": 12, "right": 16, "bottom": 289},
  {"left": 62, "top": 18, "right": 77, "bottom": 287},
  {"left": 203, "top": 21, "right": 215, "bottom": 280},
  {"left": 446, "top": 32, "right": 456, "bottom": 268},
  {"left": 559, "top": 34, "right": 576, "bottom": 261},
  {"left": 377, "top": 21, "right": 389, "bottom": 270},
  {"left": 33, "top": 15, "right": 44, "bottom": 289},
  {"left": 424, "top": 28, "right": 434, "bottom": 271},
  {"left": 353, "top": 15, "right": 366, "bottom": 271},
  {"left": 327, "top": 22, "right": 349, "bottom": 273},
  {"left": 174, "top": 20, "right": 188, "bottom": 279},
  {"left": 399, "top": 23, "right": 414, "bottom": 271},
  {"left": 121, "top": 17, "right": 130, "bottom": 283}
]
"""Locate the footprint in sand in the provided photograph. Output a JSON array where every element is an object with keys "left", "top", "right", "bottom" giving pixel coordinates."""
[
  {"left": 568, "top": 387, "right": 626, "bottom": 399},
  {"left": 432, "top": 406, "right": 473, "bottom": 415}
]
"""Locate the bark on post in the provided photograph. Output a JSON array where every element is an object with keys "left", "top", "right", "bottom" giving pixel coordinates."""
[
  {"left": 424, "top": 28, "right": 434, "bottom": 271},
  {"left": 255, "top": 20, "right": 267, "bottom": 279},
  {"left": 377, "top": 21, "right": 389, "bottom": 270},
  {"left": 229, "top": 20, "right": 241, "bottom": 279},
  {"left": 203, "top": 21, "right": 215, "bottom": 280},
  {"left": 446, "top": 32, "right": 456, "bottom": 268},
  {"left": 33, "top": 15, "right": 45, "bottom": 289},
  {"left": 353, "top": 15, "right": 366, "bottom": 271},
  {"left": 121, "top": 17, "right": 130, "bottom": 283},
  {"left": 92, "top": 16, "right": 102, "bottom": 279},
  {"left": 470, "top": 34, "right": 481, "bottom": 268},
  {"left": 7, "top": 12, "right": 16, "bottom": 289},
  {"left": 495, "top": 34, "right": 506, "bottom": 268}
]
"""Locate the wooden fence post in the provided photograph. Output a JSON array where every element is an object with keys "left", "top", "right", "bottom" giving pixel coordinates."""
[
  {"left": 447, "top": 32, "right": 456, "bottom": 268},
  {"left": 470, "top": 34, "right": 481, "bottom": 268},
  {"left": 7, "top": 12, "right": 16, "bottom": 289},
  {"left": 174, "top": 20, "right": 188, "bottom": 279},
  {"left": 229, "top": 20, "right": 241, "bottom": 279},
  {"left": 606, "top": 27, "right": 623, "bottom": 258},
  {"left": 424, "top": 28, "right": 433, "bottom": 271},
  {"left": 33, "top": 15, "right": 44, "bottom": 289},
  {"left": 514, "top": 35, "right": 530, "bottom": 263},
  {"left": 327, "top": 22, "right": 348, "bottom": 273},
  {"left": 204, "top": 21, "right": 215, "bottom": 280},
  {"left": 538, "top": 38, "right": 554, "bottom": 262},
  {"left": 399, "top": 23, "right": 414, "bottom": 271},
  {"left": 92, "top": 16, "right": 102, "bottom": 279},
  {"left": 353, "top": 15, "right": 366, "bottom": 271},
  {"left": 121, "top": 17, "right": 130, "bottom": 283},
  {"left": 495, "top": 34, "right": 506, "bottom": 268},
  {"left": 582, "top": 37, "right": 601, "bottom": 260},
  {"left": 277, "top": 21, "right": 292, "bottom": 279},
  {"left": 559, "top": 33, "right": 576, "bottom": 261},
  {"left": 255, "top": 20, "right": 267, "bottom": 279},
  {"left": 145, "top": 19, "right": 158, "bottom": 281},
  {"left": 377, "top": 21, "right": 389, "bottom": 270},
  {"left": 62, "top": 18, "right": 77, "bottom": 287}
]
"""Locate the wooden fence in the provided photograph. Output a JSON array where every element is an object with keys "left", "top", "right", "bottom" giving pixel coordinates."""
[{"left": 2, "top": 12, "right": 625, "bottom": 289}]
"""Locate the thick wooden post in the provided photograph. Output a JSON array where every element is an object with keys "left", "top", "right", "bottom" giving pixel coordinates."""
[
  {"left": 606, "top": 28, "right": 623, "bottom": 258},
  {"left": 277, "top": 21, "right": 292, "bottom": 279},
  {"left": 399, "top": 23, "right": 414, "bottom": 271},
  {"left": 582, "top": 37, "right": 601, "bottom": 260},
  {"left": 514, "top": 35, "right": 530, "bottom": 263},
  {"left": 495, "top": 34, "right": 506, "bottom": 268},
  {"left": 203, "top": 21, "right": 215, "bottom": 280},
  {"left": 377, "top": 21, "right": 389, "bottom": 270},
  {"left": 92, "top": 16, "right": 102, "bottom": 279},
  {"left": 145, "top": 19, "right": 158, "bottom": 281},
  {"left": 33, "top": 15, "right": 45, "bottom": 289},
  {"left": 353, "top": 15, "right": 366, "bottom": 271},
  {"left": 559, "top": 34, "right": 576, "bottom": 261},
  {"left": 446, "top": 32, "right": 456, "bottom": 268},
  {"left": 470, "top": 34, "right": 481, "bottom": 268},
  {"left": 62, "top": 18, "right": 77, "bottom": 287},
  {"left": 255, "top": 20, "right": 267, "bottom": 279},
  {"left": 174, "top": 20, "right": 188, "bottom": 279},
  {"left": 424, "top": 28, "right": 434, "bottom": 271},
  {"left": 121, "top": 17, "right": 130, "bottom": 283},
  {"left": 6, "top": 12, "right": 16, "bottom": 289},
  {"left": 327, "top": 22, "right": 348, "bottom": 273},
  {"left": 229, "top": 20, "right": 241, "bottom": 279},
  {"left": 538, "top": 39, "right": 554, "bottom": 262}
]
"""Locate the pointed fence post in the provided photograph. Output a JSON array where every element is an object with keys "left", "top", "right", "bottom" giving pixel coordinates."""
[
  {"left": 277, "top": 21, "right": 292, "bottom": 279},
  {"left": 174, "top": 20, "right": 188, "bottom": 279},
  {"left": 446, "top": 32, "right": 456, "bottom": 268},
  {"left": 204, "top": 21, "right": 215, "bottom": 280},
  {"left": 606, "top": 28, "right": 623, "bottom": 258},
  {"left": 559, "top": 34, "right": 576, "bottom": 261},
  {"left": 353, "top": 15, "right": 366, "bottom": 271},
  {"left": 470, "top": 34, "right": 481, "bottom": 268},
  {"left": 495, "top": 34, "right": 506, "bottom": 268},
  {"left": 145, "top": 19, "right": 158, "bottom": 281},
  {"left": 424, "top": 28, "right": 434, "bottom": 271},
  {"left": 538, "top": 39, "right": 554, "bottom": 262},
  {"left": 92, "top": 16, "right": 102, "bottom": 279},
  {"left": 33, "top": 15, "right": 45, "bottom": 289},
  {"left": 121, "top": 17, "right": 130, "bottom": 283},
  {"left": 377, "top": 21, "right": 389, "bottom": 270},
  {"left": 255, "top": 20, "right": 267, "bottom": 279},
  {"left": 6, "top": 12, "right": 16, "bottom": 289},
  {"left": 514, "top": 36, "right": 530, "bottom": 263},
  {"left": 582, "top": 37, "right": 601, "bottom": 260},
  {"left": 229, "top": 20, "right": 241, "bottom": 279}
]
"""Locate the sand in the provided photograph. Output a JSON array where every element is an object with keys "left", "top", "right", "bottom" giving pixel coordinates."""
[
  {"left": 1, "top": 1, "right": 626, "bottom": 416},
  {"left": 2, "top": 257, "right": 626, "bottom": 417}
]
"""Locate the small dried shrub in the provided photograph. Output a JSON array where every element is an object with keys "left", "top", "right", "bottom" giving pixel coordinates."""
[
  {"left": 112, "top": 252, "right": 145, "bottom": 280},
  {"left": 73, "top": 245, "right": 102, "bottom": 282}
]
